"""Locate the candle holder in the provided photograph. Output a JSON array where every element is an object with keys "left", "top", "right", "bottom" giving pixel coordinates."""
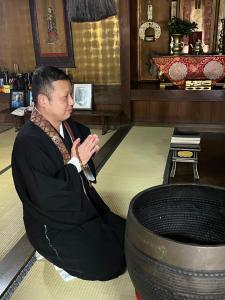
[{"left": 218, "top": 19, "right": 225, "bottom": 54}]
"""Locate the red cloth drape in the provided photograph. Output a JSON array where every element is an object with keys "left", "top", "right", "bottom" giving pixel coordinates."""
[{"left": 152, "top": 55, "right": 225, "bottom": 85}]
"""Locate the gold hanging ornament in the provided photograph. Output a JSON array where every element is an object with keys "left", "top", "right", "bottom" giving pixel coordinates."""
[{"left": 138, "top": 0, "right": 161, "bottom": 42}]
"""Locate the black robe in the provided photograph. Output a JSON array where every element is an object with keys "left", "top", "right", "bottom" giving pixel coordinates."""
[{"left": 11, "top": 118, "right": 126, "bottom": 281}]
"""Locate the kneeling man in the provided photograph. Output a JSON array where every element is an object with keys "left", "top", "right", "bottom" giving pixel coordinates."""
[{"left": 12, "top": 66, "right": 126, "bottom": 281}]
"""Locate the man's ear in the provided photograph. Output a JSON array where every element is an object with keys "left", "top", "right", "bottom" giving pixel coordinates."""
[{"left": 37, "top": 94, "right": 48, "bottom": 108}]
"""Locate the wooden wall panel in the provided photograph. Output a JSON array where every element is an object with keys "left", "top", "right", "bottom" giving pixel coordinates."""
[
  {"left": 0, "top": 0, "right": 36, "bottom": 72},
  {"left": 95, "top": 104, "right": 121, "bottom": 111},
  {"left": 210, "top": 102, "right": 225, "bottom": 123},
  {"left": 132, "top": 101, "right": 222, "bottom": 124},
  {"left": 177, "top": 102, "right": 212, "bottom": 123}
]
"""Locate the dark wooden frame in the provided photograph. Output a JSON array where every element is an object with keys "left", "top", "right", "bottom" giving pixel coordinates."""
[{"left": 29, "top": 0, "right": 75, "bottom": 67}]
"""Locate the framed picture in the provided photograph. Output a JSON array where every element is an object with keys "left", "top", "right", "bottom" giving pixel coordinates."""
[
  {"left": 10, "top": 90, "right": 26, "bottom": 111},
  {"left": 73, "top": 83, "right": 93, "bottom": 110},
  {"left": 29, "top": 0, "right": 75, "bottom": 67}
]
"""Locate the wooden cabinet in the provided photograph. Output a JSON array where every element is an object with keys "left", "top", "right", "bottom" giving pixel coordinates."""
[{"left": 131, "top": 90, "right": 225, "bottom": 127}]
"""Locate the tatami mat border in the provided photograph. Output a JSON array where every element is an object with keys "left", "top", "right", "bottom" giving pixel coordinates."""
[
  {"left": 0, "top": 165, "right": 11, "bottom": 176},
  {"left": 1, "top": 256, "right": 36, "bottom": 300}
]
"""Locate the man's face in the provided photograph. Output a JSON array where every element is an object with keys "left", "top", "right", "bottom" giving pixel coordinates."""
[{"left": 44, "top": 80, "right": 74, "bottom": 123}]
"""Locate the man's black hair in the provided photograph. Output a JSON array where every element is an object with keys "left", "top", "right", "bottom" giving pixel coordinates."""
[{"left": 32, "top": 66, "right": 71, "bottom": 104}]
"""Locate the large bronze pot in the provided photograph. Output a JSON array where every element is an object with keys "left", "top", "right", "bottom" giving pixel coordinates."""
[{"left": 125, "top": 184, "right": 225, "bottom": 300}]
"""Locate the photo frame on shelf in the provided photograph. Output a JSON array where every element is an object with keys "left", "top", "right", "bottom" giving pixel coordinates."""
[
  {"left": 73, "top": 83, "right": 93, "bottom": 110},
  {"left": 10, "top": 90, "right": 26, "bottom": 111},
  {"left": 29, "top": 0, "right": 75, "bottom": 67}
]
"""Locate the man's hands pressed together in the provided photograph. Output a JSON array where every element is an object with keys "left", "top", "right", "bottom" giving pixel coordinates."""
[{"left": 71, "top": 134, "right": 100, "bottom": 166}]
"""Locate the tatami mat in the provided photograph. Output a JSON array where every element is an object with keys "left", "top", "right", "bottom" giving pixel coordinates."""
[
  {"left": 11, "top": 261, "right": 134, "bottom": 300},
  {"left": 0, "top": 125, "right": 12, "bottom": 134},
  {"left": 90, "top": 128, "right": 115, "bottom": 148},
  {"left": 0, "top": 128, "right": 17, "bottom": 171},
  {"left": 10, "top": 126, "right": 173, "bottom": 300},
  {"left": 95, "top": 126, "right": 173, "bottom": 218},
  {"left": 0, "top": 169, "right": 25, "bottom": 260}
]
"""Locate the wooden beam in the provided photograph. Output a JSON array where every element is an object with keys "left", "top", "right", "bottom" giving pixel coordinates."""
[{"left": 119, "top": 0, "right": 131, "bottom": 121}]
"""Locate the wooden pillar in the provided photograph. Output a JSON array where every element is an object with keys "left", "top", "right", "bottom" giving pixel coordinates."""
[{"left": 119, "top": 0, "right": 131, "bottom": 121}]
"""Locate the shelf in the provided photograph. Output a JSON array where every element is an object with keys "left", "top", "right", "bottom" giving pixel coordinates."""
[{"left": 131, "top": 89, "right": 225, "bottom": 102}]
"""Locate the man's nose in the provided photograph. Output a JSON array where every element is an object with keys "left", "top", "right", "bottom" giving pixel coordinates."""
[{"left": 68, "top": 94, "right": 74, "bottom": 106}]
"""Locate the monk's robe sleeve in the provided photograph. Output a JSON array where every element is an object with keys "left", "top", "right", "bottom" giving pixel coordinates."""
[{"left": 12, "top": 135, "right": 84, "bottom": 215}]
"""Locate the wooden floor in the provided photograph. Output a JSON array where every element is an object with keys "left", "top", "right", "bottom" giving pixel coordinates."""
[{"left": 169, "top": 132, "right": 225, "bottom": 188}]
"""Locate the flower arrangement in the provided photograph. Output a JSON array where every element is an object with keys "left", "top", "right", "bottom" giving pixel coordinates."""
[{"left": 168, "top": 17, "right": 198, "bottom": 36}]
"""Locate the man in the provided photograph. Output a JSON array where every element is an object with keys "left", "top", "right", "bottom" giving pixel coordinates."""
[{"left": 11, "top": 66, "right": 126, "bottom": 281}]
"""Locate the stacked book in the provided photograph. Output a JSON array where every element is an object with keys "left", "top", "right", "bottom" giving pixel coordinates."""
[
  {"left": 171, "top": 135, "right": 200, "bottom": 144},
  {"left": 171, "top": 135, "right": 201, "bottom": 148}
]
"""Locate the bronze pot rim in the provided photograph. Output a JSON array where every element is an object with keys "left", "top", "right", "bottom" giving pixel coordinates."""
[{"left": 126, "top": 183, "right": 225, "bottom": 270}]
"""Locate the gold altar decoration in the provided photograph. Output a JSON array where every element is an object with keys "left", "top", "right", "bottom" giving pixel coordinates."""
[
  {"left": 172, "top": 33, "right": 184, "bottom": 55},
  {"left": 178, "top": 151, "right": 193, "bottom": 158},
  {"left": 139, "top": 22, "right": 161, "bottom": 41},
  {"left": 185, "top": 80, "right": 212, "bottom": 90},
  {"left": 138, "top": 0, "right": 161, "bottom": 42}
]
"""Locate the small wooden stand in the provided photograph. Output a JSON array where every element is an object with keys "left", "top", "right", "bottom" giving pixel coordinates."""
[{"left": 170, "top": 135, "right": 201, "bottom": 180}]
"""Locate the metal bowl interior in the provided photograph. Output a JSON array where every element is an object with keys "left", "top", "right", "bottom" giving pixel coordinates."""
[{"left": 132, "top": 184, "right": 225, "bottom": 246}]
